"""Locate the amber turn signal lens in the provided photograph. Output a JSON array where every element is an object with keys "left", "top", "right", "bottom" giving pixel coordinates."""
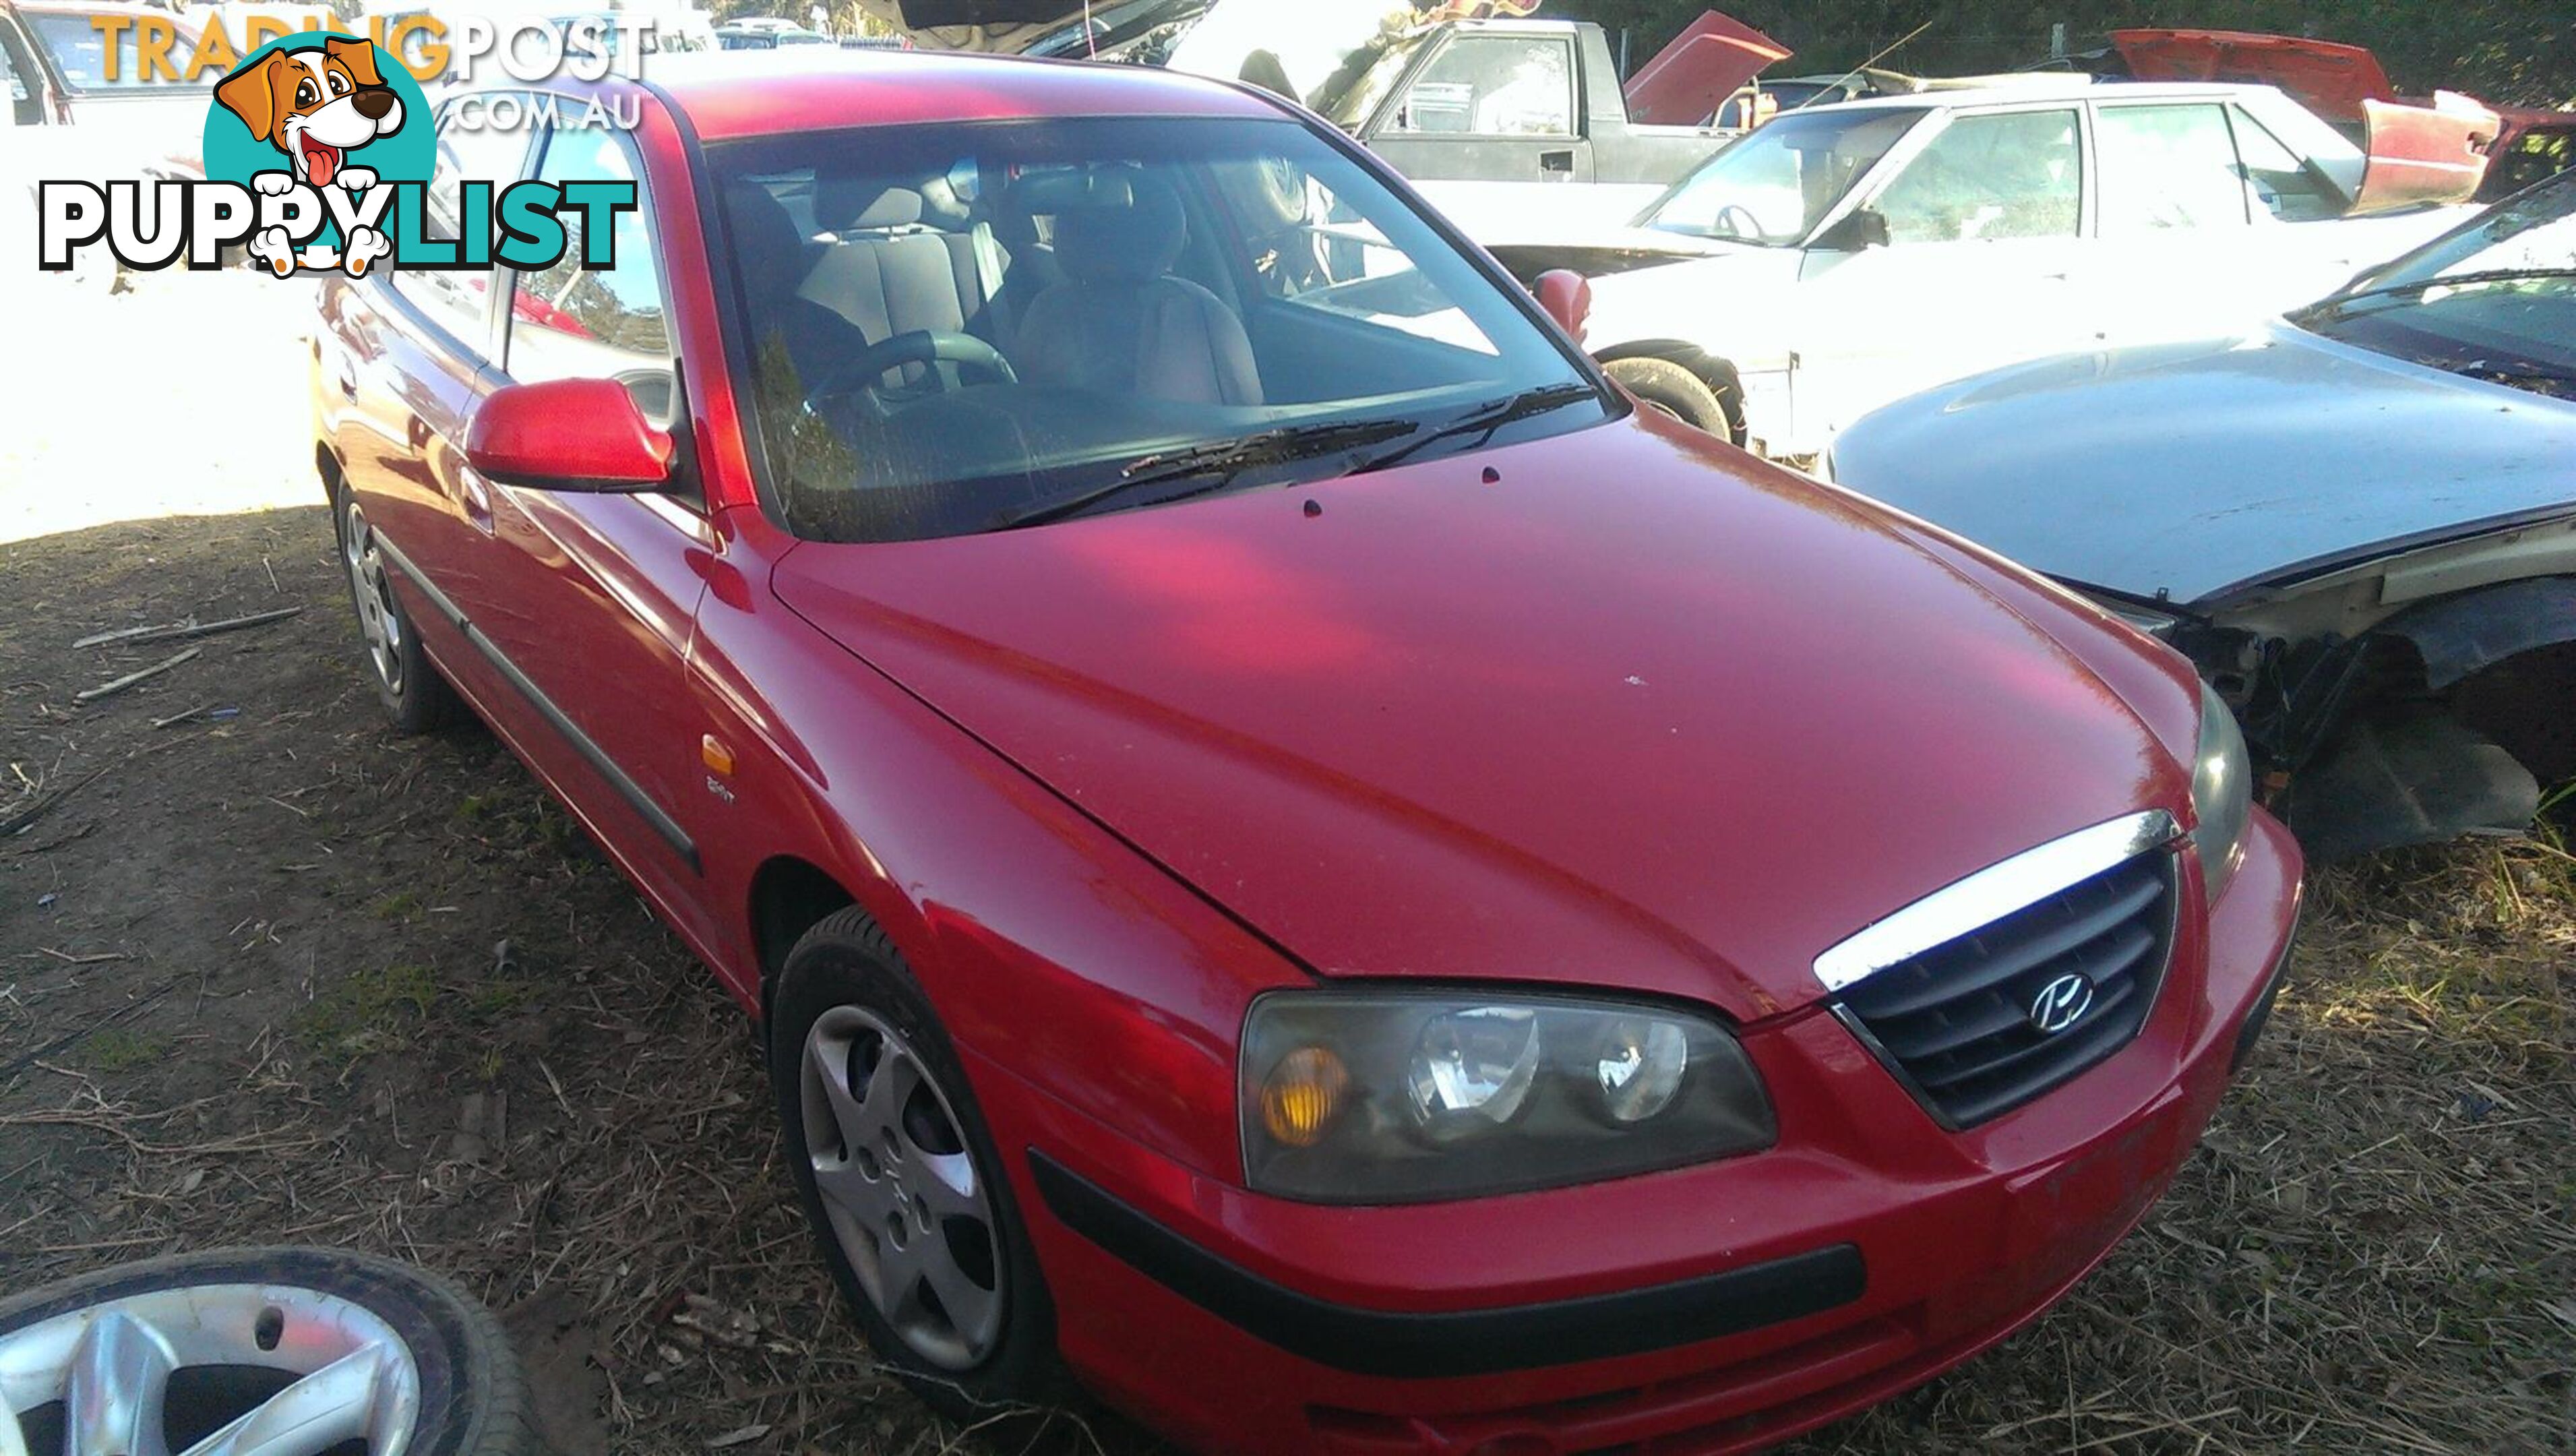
[{"left": 1259, "top": 1046, "right": 1349, "bottom": 1148}]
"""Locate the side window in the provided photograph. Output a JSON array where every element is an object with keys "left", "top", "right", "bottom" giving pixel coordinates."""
[
  {"left": 2096, "top": 104, "right": 2249, "bottom": 232},
  {"left": 390, "top": 111, "right": 536, "bottom": 355},
  {"left": 505, "top": 122, "right": 675, "bottom": 425},
  {"left": 1393, "top": 36, "right": 1574, "bottom": 138},
  {"left": 2226, "top": 107, "right": 2345, "bottom": 223},
  {"left": 1871, "top": 109, "right": 2081, "bottom": 245}
]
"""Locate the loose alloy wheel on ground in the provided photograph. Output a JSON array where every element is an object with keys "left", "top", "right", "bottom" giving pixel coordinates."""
[{"left": 0, "top": 1246, "right": 541, "bottom": 1455}]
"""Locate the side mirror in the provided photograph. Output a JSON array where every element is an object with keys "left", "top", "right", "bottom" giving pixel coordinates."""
[
  {"left": 1533, "top": 268, "right": 1592, "bottom": 345},
  {"left": 1813, "top": 207, "right": 1890, "bottom": 253},
  {"left": 465, "top": 377, "right": 674, "bottom": 492}
]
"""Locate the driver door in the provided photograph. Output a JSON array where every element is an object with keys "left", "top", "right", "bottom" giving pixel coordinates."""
[
  {"left": 1369, "top": 30, "right": 1595, "bottom": 242},
  {"left": 1786, "top": 106, "right": 2093, "bottom": 449},
  {"left": 466, "top": 116, "right": 720, "bottom": 938}
]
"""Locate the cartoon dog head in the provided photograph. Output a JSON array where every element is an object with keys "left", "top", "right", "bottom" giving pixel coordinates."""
[{"left": 215, "top": 38, "right": 404, "bottom": 189}]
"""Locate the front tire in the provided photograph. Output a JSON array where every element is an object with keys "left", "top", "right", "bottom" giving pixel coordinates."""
[
  {"left": 1604, "top": 356, "right": 1737, "bottom": 440},
  {"left": 769, "top": 909, "right": 1067, "bottom": 1424},
  {"left": 0, "top": 1246, "right": 541, "bottom": 1455},
  {"left": 334, "top": 485, "right": 456, "bottom": 733}
]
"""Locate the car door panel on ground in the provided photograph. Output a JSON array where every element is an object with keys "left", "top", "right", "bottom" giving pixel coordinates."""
[{"left": 470, "top": 115, "right": 719, "bottom": 944}]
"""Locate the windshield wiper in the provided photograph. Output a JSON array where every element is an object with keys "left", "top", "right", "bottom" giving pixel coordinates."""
[
  {"left": 2302, "top": 267, "right": 2576, "bottom": 319},
  {"left": 991, "top": 419, "right": 1418, "bottom": 531},
  {"left": 1347, "top": 382, "right": 1602, "bottom": 476}
]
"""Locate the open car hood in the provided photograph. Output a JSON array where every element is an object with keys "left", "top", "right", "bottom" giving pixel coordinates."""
[
  {"left": 851, "top": 0, "right": 1163, "bottom": 52},
  {"left": 2110, "top": 26, "right": 2496, "bottom": 209},
  {"left": 880, "top": 0, "right": 1095, "bottom": 26},
  {"left": 858, "top": 0, "right": 1395, "bottom": 65},
  {"left": 1623, "top": 10, "right": 1791, "bottom": 126},
  {"left": 2111, "top": 28, "right": 2392, "bottom": 123}
]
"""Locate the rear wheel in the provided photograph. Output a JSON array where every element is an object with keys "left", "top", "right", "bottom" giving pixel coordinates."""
[
  {"left": 335, "top": 485, "right": 457, "bottom": 733},
  {"left": 1604, "top": 357, "right": 1734, "bottom": 439},
  {"left": 769, "top": 909, "right": 1068, "bottom": 1424},
  {"left": 0, "top": 1246, "right": 540, "bottom": 1455}
]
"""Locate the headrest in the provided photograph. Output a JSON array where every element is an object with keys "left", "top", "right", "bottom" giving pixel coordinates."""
[
  {"left": 1047, "top": 173, "right": 1188, "bottom": 285},
  {"left": 726, "top": 183, "right": 813, "bottom": 304},
  {"left": 817, "top": 179, "right": 927, "bottom": 232}
]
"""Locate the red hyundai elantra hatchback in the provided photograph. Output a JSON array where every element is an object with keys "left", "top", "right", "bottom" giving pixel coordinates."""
[{"left": 311, "top": 48, "right": 2303, "bottom": 1455}]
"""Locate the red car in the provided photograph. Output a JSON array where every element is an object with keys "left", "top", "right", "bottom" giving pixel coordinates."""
[{"left": 312, "top": 49, "right": 2304, "bottom": 1455}]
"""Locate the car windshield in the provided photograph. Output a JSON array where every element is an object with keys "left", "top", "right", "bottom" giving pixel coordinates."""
[
  {"left": 2294, "top": 173, "right": 2576, "bottom": 399},
  {"left": 715, "top": 115, "right": 1603, "bottom": 543},
  {"left": 28, "top": 10, "right": 204, "bottom": 90},
  {"left": 1639, "top": 105, "right": 1926, "bottom": 245}
]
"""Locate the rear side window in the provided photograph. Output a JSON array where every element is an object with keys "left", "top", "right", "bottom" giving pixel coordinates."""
[
  {"left": 2227, "top": 106, "right": 2345, "bottom": 222},
  {"left": 2096, "top": 104, "right": 2250, "bottom": 232},
  {"left": 1393, "top": 34, "right": 1574, "bottom": 137},
  {"left": 1872, "top": 109, "right": 2081, "bottom": 244},
  {"left": 505, "top": 121, "right": 675, "bottom": 424},
  {"left": 390, "top": 112, "right": 536, "bottom": 356}
]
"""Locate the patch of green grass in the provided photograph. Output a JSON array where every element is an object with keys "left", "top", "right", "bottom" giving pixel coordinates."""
[
  {"left": 77, "top": 1029, "right": 168, "bottom": 1073},
  {"left": 464, "top": 979, "right": 536, "bottom": 1019},
  {"left": 454, "top": 793, "right": 495, "bottom": 822},
  {"left": 368, "top": 890, "right": 421, "bottom": 922},
  {"left": 295, "top": 963, "right": 440, "bottom": 1057}
]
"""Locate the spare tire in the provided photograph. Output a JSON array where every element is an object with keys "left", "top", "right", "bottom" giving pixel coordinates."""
[
  {"left": 0, "top": 1246, "right": 541, "bottom": 1455},
  {"left": 1604, "top": 357, "right": 1733, "bottom": 439}
]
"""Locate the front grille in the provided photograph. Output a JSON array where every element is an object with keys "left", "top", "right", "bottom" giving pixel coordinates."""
[{"left": 1836, "top": 849, "right": 2178, "bottom": 1127}]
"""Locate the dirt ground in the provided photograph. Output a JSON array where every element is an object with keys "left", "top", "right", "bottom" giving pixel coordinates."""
[{"left": 2, "top": 266, "right": 2570, "bottom": 1456}]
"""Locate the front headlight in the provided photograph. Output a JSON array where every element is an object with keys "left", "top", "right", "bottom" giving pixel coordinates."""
[
  {"left": 1241, "top": 990, "right": 1774, "bottom": 1203},
  {"left": 2192, "top": 684, "right": 2252, "bottom": 901}
]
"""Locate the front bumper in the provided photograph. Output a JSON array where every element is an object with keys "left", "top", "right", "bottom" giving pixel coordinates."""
[{"left": 977, "top": 811, "right": 2303, "bottom": 1455}]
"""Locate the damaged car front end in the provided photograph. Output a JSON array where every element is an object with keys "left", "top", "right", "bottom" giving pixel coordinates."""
[{"left": 1829, "top": 171, "right": 2576, "bottom": 860}]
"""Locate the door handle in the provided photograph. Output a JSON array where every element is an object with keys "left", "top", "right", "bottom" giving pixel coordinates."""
[{"left": 1539, "top": 149, "right": 1575, "bottom": 174}]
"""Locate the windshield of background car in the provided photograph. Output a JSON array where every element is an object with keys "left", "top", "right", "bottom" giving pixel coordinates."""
[
  {"left": 2298, "top": 174, "right": 2576, "bottom": 398},
  {"left": 1316, "top": 32, "right": 1425, "bottom": 129},
  {"left": 1639, "top": 106, "right": 1925, "bottom": 244},
  {"left": 714, "top": 115, "right": 1602, "bottom": 543},
  {"left": 28, "top": 10, "right": 203, "bottom": 89}
]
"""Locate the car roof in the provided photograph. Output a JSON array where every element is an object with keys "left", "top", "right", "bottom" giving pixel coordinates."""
[
  {"left": 1815, "top": 78, "right": 2280, "bottom": 113},
  {"left": 580, "top": 49, "right": 1282, "bottom": 140}
]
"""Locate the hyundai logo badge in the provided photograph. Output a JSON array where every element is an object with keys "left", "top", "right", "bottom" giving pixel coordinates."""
[{"left": 2029, "top": 973, "right": 2095, "bottom": 1035}]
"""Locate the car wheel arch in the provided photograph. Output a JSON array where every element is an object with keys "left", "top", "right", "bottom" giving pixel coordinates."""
[
  {"left": 749, "top": 853, "right": 861, "bottom": 1026},
  {"left": 2376, "top": 575, "right": 2576, "bottom": 791}
]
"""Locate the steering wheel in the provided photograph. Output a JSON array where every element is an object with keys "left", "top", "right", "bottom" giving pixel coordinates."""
[
  {"left": 1710, "top": 204, "right": 1765, "bottom": 241},
  {"left": 803, "top": 330, "right": 1018, "bottom": 412}
]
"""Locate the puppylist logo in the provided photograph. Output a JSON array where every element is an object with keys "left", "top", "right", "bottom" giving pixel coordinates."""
[{"left": 35, "top": 19, "right": 642, "bottom": 279}]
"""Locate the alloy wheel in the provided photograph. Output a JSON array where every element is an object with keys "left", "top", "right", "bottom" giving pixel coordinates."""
[
  {"left": 799, "top": 1005, "right": 1006, "bottom": 1370},
  {"left": 0, "top": 1281, "right": 423, "bottom": 1455},
  {"left": 339, "top": 497, "right": 405, "bottom": 695}
]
